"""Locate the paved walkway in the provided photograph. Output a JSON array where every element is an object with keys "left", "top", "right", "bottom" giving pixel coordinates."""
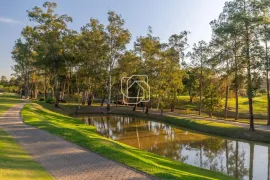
[
  {"left": 0, "top": 103, "right": 153, "bottom": 180},
  {"left": 148, "top": 109, "right": 270, "bottom": 132}
]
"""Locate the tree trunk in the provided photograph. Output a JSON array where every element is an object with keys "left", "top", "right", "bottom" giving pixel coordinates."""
[
  {"left": 107, "top": 69, "right": 112, "bottom": 112},
  {"left": 171, "top": 93, "right": 176, "bottom": 112},
  {"left": 101, "top": 95, "right": 105, "bottom": 106},
  {"left": 224, "top": 60, "right": 229, "bottom": 119},
  {"left": 54, "top": 57, "right": 59, "bottom": 108},
  {"left": 133, "top": 88, "right": 141, "bottom": 111},
  {"left": 157, "top": 97, "right": 160, "bottom": 110},
  {"left": 34, "top": 81, "right": 38, "bottom": 99},
  {"left": 245, "top": 22, "right": 254, "bottom": 131},
  {"left": 82, "top": 91, "right": 86, "bottom": 105},
  {"left": 51, "top": 87, "right": 54, "bottom": 99},
  {"left": 55, "top": 74, "right": 59, "bottom": 108},
  {"left": 30, "top": 82, "right": 33, "bottom": 99},
  {"left": 235, "top": 87, "right": 239, "bottom": 120},
  {"left": 234, "top": 42, "right": 239, "bottom": 120},
  {"left": 224, "top": 85, "right": 229, "bottom": 119},
  {"left": 265, "top": 40, "right": 270, "bottom": 125},
  {"left": 44, "top": 71, "right": 47, "bottom": 99},
  {"left": 189, "top": 90, "right": 193, "bottom": 103},
  {"left": 62, "top": 77, "right": 67, "bottom": 100},
  {"left": 170, "top": 104, "right": 175, "bottom": 112},
  {"left": 24, "top": 75, "right": 28, "bottom": 98},
  {"left": 145, "top": 102, "right": 149, "bottom": 114},
  {"left": 199, "top": 63, "right": 203, "bottom": 116},
  {"left": 75, "top": 70, "right": 80, "bottom": 110},
  {"left": 68, "top": 67, "right": 72, "bottom": 96},
  {"left": 133, "top": 104, "right": 137, "bottom": 111},
  {"left": 115, "top": 94, "right": 118, "bottom": 107},
  {"left": 88, "top": 93, "right": 93, "bottom": 106}
]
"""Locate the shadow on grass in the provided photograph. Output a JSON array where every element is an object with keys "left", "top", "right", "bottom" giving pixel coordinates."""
[
  {"left": 0, "top": 95, "right": 22, "bottom": 115},
  {"left": 0, "top": 129, "right": 53, "bottom": 180}
]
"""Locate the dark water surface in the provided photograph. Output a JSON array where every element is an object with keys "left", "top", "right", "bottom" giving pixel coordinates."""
[{"left": 80, "top": 115, "right": 270, "bottom": 180}]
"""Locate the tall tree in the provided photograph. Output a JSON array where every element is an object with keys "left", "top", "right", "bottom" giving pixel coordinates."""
[
  {"left": 80, "top": 18, "right": 108, "bottom": 105},
  {"left": 209, "top": 29, "right": 233, "bottom": 119},
  {"left": 12, "top": 39, "right": 32, "bottom": 98},
  {"left": 217, "top": 0, "right": 262, "bottom": 131},
  {"left": 256, "top": 0, "right": 270, "bottom": 125},
  {"left": 188, "top": 41, "right": 211, "bottom": 115},
  {"left": 27, "top": 1, "right": 72, "bottom": 107},
  {"left": 210, "top": 5, "right": 245, "bottom": 120},
  {"left": 105, "top": 11, "right": 130, "bottom": 112}
]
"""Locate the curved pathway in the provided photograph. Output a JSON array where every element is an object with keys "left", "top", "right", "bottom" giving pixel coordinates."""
[{"left": 0, "top": 103, "right": 153, "bottom": 180}]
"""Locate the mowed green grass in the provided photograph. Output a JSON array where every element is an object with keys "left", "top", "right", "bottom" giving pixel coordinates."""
[
  {"left": 178, "top": 95, "right": 267, "bottom": 115},
  {"left": 21, "top": 102, "right": 234, "bottom": 180},
  {"left": 177, "top": 95, "right": 268, "bottom": 123},
  {"left": 226, "top": 96, "right": 267, "bottom": 115},
  {"left": 0, "top": 94, "right": 53, "bottom": 180},
  {"left": 0, "top": 94, "right": 22, "bottom": 115},
  {"left": 0, "top": 129, "right": 53, "bottom": 180}
]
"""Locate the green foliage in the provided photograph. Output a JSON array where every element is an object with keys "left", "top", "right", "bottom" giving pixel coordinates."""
[
  {"left": 259, "top": 89, "right": 267, "bottom": 95},
  {"left": 9, "top": 0, "right": 270, "bottom": 127},
  {"left": 202, "top": 71, "right": 223, "bottom": 116},
  {"left": 0, "top": 95, "right": 22, "bottom": 115},
  {"left": 45, "top": 98, "right": 55, "bottom": 104}
]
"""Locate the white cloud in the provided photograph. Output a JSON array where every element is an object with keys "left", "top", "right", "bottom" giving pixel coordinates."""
[{"left": 0, "top": 17, "right": 23, "bottom": 25}]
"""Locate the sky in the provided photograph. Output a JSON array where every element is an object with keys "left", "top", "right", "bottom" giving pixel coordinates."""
[{"left": 0, "top": 0, "right": 228, "bottom": 79}]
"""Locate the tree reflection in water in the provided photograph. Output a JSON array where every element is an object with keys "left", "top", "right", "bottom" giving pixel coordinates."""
[{"left": 80, "top": 115, "right": 269, "bottom": 180}]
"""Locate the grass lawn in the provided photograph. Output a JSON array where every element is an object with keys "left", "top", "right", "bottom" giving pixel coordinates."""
[
  {"left": 226, "top": 96, "right": 267, "bottom": 115},
  {"left": 0, "top": 94, "right": 22, "bottom": 115},
  {"left": 22, "top": 101, "right": 234, "bottom": 180},
  {"left": 0, "top": 126, "right": 53, "bottom": 180},
  {"left": 177, "top": 95, "right": 268, "bottom": 121},
  {"left": 177, "top": 95, "right": 267, "bottom": 114},
  {"left": 0, "top": 94, "right": 52, "bottom": 180},
  {"left": 223, "top": 118, "right": 267, "bottom": 125}
]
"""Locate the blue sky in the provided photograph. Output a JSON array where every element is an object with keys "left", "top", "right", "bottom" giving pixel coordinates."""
[{"left": 0, "top": 0, "right": 227, "bottom": 78}]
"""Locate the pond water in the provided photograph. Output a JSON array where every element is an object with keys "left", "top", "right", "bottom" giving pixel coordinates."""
[{"left": 80, "top": 115, "right": 270, "bottom": 180}]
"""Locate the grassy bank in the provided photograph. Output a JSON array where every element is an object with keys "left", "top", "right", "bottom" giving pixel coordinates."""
[
  {"left": 0, "top": 126, "right": 52, "bottom": 180},
  {"left": 0, "top": 94, "right": 22, "bottom": 115},
  {"left": 177, "top": 95, "right": 268, "bottom": 120},
  {"left": 0, "top": 94, "right": 52, "bottom": 180},
  {"left": 22, "top": 102, "right": 233, "bottom": 180}
]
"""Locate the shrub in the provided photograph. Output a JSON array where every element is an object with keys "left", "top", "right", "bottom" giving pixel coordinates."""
[
  {"left": 45, "top": 98, "right": 55, "bottom": 104},
  {"left": 259, "top": 89, "right": 267, "bottom": 95},
  {"left": 60, "top": 99, "right": 67, "bottom": 103},
  {"left": 39, "top": 98, "right": 45, "bottom": 101}
]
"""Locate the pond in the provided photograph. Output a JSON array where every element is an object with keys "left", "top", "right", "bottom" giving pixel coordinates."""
[{"left": 80, "top": 115, "right": 270, "bottom": 180}]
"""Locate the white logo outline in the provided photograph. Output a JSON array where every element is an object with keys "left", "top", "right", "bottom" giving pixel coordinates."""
[{"left": 121, "top": 75, "right": 150, "bottom": 105}]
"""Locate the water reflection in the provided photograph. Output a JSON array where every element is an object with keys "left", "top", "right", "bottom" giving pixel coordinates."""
[{"left": 81, "top": 116, "right": 270, "bottom": 180}]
